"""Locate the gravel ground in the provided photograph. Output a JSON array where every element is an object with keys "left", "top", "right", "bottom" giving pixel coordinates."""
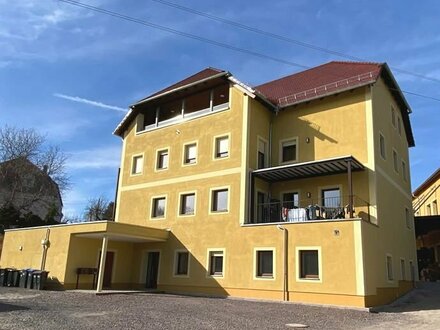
[{"left": 0, "top": 285, "right": 438, "bottom": 330}]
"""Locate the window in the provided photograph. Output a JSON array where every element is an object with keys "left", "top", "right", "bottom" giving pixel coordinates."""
[
  {"left": 379, "top": 134, "right": 386, "bottom": 160},
  {"left": 208, "top": 251, "right": 224, "bottom": 276},
  {"left": 427, "top": 204, "right": 432, "bottom": 216},
  {"left": 157, "top": 149, "right": 169, "bottom": 170},
  {"left": 386, "top": 255, "right": 393, "bottom": 281},
  {"left": 402, "top": 161, "right": 407, "bottom": 181},
  {"left": 257, "top": 138, "right": 267, "bottom": 169},
  {"left": 299, "top": 250, "right": 319, "bottom": 280},
  {"left": 175, "top": 251, "right": 189, "bottom": 276},
  {"left": 183, "top": 143, "right": 197, "bottom": 165},
  {"left": 321, "top": 188, "right": 340, "bottom": 208},
  {"left": 152, "top": 197, "right": 166, "bottom": 218},
  {"left": 433, "top": 200, "right": 438, "bottom": 215},
  {"left": 283, "top": 192, "right": 299, "bottom": 209},
  {"left": 281, "top": 138, "right": 297, "bottom": 163},
  {"left": 397, "top": 117, "right": 402, "bottom": 135},
  {"left": 391, "top": 106, "right": 396, "bottom": 127},
  {"left": 400, "top": 259, "right": 406, "bottom": 280},
  {"left": 215, "top": 136, "right": 229, "bottom": 158},
  {"left": 131, "top": 155, "right": 143, "bottom": 175},
  {"left": 393, "top": 150, "right": 398, "bottom": 173},
  {"left": 405, "top": 208, "right": 411, "bottom": 229},
  {"left": 256, "top": 250, "right": 273, "bottom": 278},
  {"left": 180, "top": 193, "right": 195, "bottom": 215},
  {"left": 211, "top": 188, "right": 228, "bottom": 212}
]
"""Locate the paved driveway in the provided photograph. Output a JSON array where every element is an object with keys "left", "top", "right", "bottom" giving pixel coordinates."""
[{"left": 0, "top": 285, "right": 439, "bottom": 329}]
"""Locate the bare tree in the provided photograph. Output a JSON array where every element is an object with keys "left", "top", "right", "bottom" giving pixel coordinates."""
[
  {"left": 84, "top": 197, "right": 114, "bottom": 221},
  {"left": 0, "top": 125, "right": 69, "bottom": 220},
  {"left": 0, "top": 125, "right": 70, "bottom": 192}
]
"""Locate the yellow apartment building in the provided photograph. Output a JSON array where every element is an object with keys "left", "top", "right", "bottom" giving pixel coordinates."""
[
  {"left": 0, "top": 61, "right": 417, "bottom": 307},
  {"left": 413, "top": 168, "right": 440, "bottom": 217}
]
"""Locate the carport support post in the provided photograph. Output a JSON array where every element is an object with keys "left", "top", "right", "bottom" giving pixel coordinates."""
[
  {"left": 347, "top": 159, "right": 354, "bottom": 218},
  {"left": 96, "top": 235, "right": 108, "bottom": 293}
]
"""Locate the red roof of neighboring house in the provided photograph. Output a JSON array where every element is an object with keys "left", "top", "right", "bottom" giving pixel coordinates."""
[
  {"left": 413, "top": 168, "right": 440, "bottom": 197},
  {"left": 255, "top": 61, "right": 382, "bottom": 105}
]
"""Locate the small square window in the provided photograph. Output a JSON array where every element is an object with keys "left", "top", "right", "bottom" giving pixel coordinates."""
[
  {"left": 379, "top": 134, "right": 386, "bottom": 160},
  {"left": 132, "top": 155, "right": 143, "bottom": 175},
  {"left": 157, "top": 149, "right": 169, "bottom": 169},
  {"left": 386, "top": 255, "right": 393, "bottom": 281},
  {"left": 215, "top": 136, "right": 229, "bottom": 158},
  {"left": 175, "top": 251, "right": 189, "bottom": 276},
  {"left": 209, "top": 251, "right": 224, "bottom": 276},
  {"left": 299, "top": 250, "right": 319, "bottom": 280},
  {"left": 152, "top": 197, "right": 166, "bottom": 218},
  {"left": 256, "top": 250, "right": 273, "bottom": 278},
  {"left": 180, "top": 193, "right": 195, "bottom": 215},
  {"left": 211, "top": 189, "right": 228, "bottom": 212},
  {"left": 281, "top": 139, "right": 297, "bottom": 163},
  {"left": 393, "top": 150, "right": 398, "bottom": 173},
  {"left": 184, "top": 143, "right": 197, "bottom": 165}
]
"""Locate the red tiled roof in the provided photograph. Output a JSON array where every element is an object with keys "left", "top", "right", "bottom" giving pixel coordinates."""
[
  {"left": 145, "top": 67, "right": 226, "bottom": 100},
  {"left": 255, "top": 61, "right": 383, "bottom": 106}
]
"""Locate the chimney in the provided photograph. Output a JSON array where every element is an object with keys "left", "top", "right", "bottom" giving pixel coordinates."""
[{"left": 43, "top": 165, "right": 48, "bottom": 174}]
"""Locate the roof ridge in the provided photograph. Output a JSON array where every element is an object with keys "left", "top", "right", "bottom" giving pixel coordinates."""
[{"left": 330, "top": 60, "right": 384, "bottom": 66}]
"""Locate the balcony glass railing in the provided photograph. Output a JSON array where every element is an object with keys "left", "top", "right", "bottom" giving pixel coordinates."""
[{"left": 252, "top": 195, "right": 371, "bottom": 224}]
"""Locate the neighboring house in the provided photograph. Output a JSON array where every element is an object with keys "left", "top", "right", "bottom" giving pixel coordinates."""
[
  {"left": 0, "top": 61, "right": 417, "bottom": 307},
  {"left": 413, "top": 168, "right": 440, "bottom": 280},
  {"left": 413, "top": 168, "right": 440, "bottom": 217},
  {"left": 0, "top": 158, "right": 63, "bottom": 222}
]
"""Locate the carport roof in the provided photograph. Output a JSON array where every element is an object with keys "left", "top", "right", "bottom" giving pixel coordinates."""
[{"left": 252, "top": 155, "right": 364, "bottom": 183}]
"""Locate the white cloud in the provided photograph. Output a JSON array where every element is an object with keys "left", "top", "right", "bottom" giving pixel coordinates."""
[
  {"left": 67, "top": 145, "right": 121, "bottom": 170},
  {"left": 54, "top": 93, "right": 127, "bottom": 112}
]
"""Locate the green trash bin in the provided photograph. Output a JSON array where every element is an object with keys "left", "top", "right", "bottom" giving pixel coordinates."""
[
  {"left": 31, "top": 271, "right": 49, "bottom": 290},
  {"left": 5, "top": 268, "right": 20, "bottom": 287},
  {"left": 19, "top": 269, "right": 34, "bottom": 288}
]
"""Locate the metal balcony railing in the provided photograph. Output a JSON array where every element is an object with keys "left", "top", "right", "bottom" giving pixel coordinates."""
[{"left": 251, "top": 195, "right": 371, "bottom": 224}]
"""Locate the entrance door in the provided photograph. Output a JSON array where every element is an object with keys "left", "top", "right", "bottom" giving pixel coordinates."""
[
  {"left": 145, "top": 252, "right": 160, "bottom": 289},
  {"left": 98, "top": 251, "right": 115, "bottom": 289}
]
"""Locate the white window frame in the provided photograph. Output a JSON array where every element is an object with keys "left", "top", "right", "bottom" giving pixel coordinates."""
[
  {"left": 206, "top": 248, "right": 225, "bottom": 278},
  {"left": 173, "top": 249, "right": 190, "bottom": 278},
  {"left": 150, "top": 195, "right": 167, "bottom": 220},
  {"left": 296, "top": 246, "right": 322, "bottom": 283},
  {"left": 386, "top": 254, "right": 394, "bottom": 282},
  {"left": 209, "top": 186, "right": 230, "bottom": 214},
  {"left": 392, "top": 149, "right": 399, "bottom": 173},
  {"left": 155, "top": 148, "right": 169, "bottom": 171},
  {"left": 379, "top": 133, "right": 386, "bottom": 160},
  {"left": 182, "top": 141, "right": 197, "bottom": 166},
  {"left": 213, "top": 134, "right": 230, "bottom": 160},
  {"left": 279, "top": 137, "right": 298, "bottom": 164},
  {"left": 131, "top": 153, "right": 144, "bottom": 176},
  {"left": 256, "top": 136, "right": 268, "bottom": 169},
  {"left": 400, "top": 258, "right": 406, "bottom": 281},
  {"left": 253, "top": 247, "right": 276, "bottom": 280},
  {"left": 178, "top": 191, "right": 196, "bottom": 217}
]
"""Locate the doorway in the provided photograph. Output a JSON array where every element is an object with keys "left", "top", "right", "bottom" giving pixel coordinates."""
[
  {"left": 98, "top": 251, "right": 115, "bottom": 289},
  {"left": 145, "top": 251, "right": 160, "bottom": 289}
]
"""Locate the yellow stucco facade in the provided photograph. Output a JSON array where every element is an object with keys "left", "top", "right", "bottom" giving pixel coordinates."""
[{"left": 0, "top": 64, "right": 417, "bottom": 307}]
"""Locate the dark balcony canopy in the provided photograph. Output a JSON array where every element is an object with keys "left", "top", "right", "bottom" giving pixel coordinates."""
[{"left": 252, "top": 156, "right": 365, "bottom": 183}]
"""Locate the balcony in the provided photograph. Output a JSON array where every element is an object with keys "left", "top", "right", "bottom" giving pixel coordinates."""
[
  {"left": 251, "top": 195, "right": 371, "bottom": 224},
  {"left": 248, "top": 155, "right": 370, "bottom": 224}
]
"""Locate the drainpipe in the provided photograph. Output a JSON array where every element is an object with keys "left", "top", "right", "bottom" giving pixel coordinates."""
[
  {"left": 40, "top": 228, "right": 50, "bottom": 270},
  {"left": 277, "top": 224, "right": 288, "bottom": 301}
]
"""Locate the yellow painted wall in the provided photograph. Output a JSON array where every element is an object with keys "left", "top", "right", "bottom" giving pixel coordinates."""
[{"left": 360, "top": 77, "right": 417, "bottom": 298}]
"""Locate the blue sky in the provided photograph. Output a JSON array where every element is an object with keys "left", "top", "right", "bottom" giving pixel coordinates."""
[{"left": 1, "top": 0, "right": 439, "bottom": 218}]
